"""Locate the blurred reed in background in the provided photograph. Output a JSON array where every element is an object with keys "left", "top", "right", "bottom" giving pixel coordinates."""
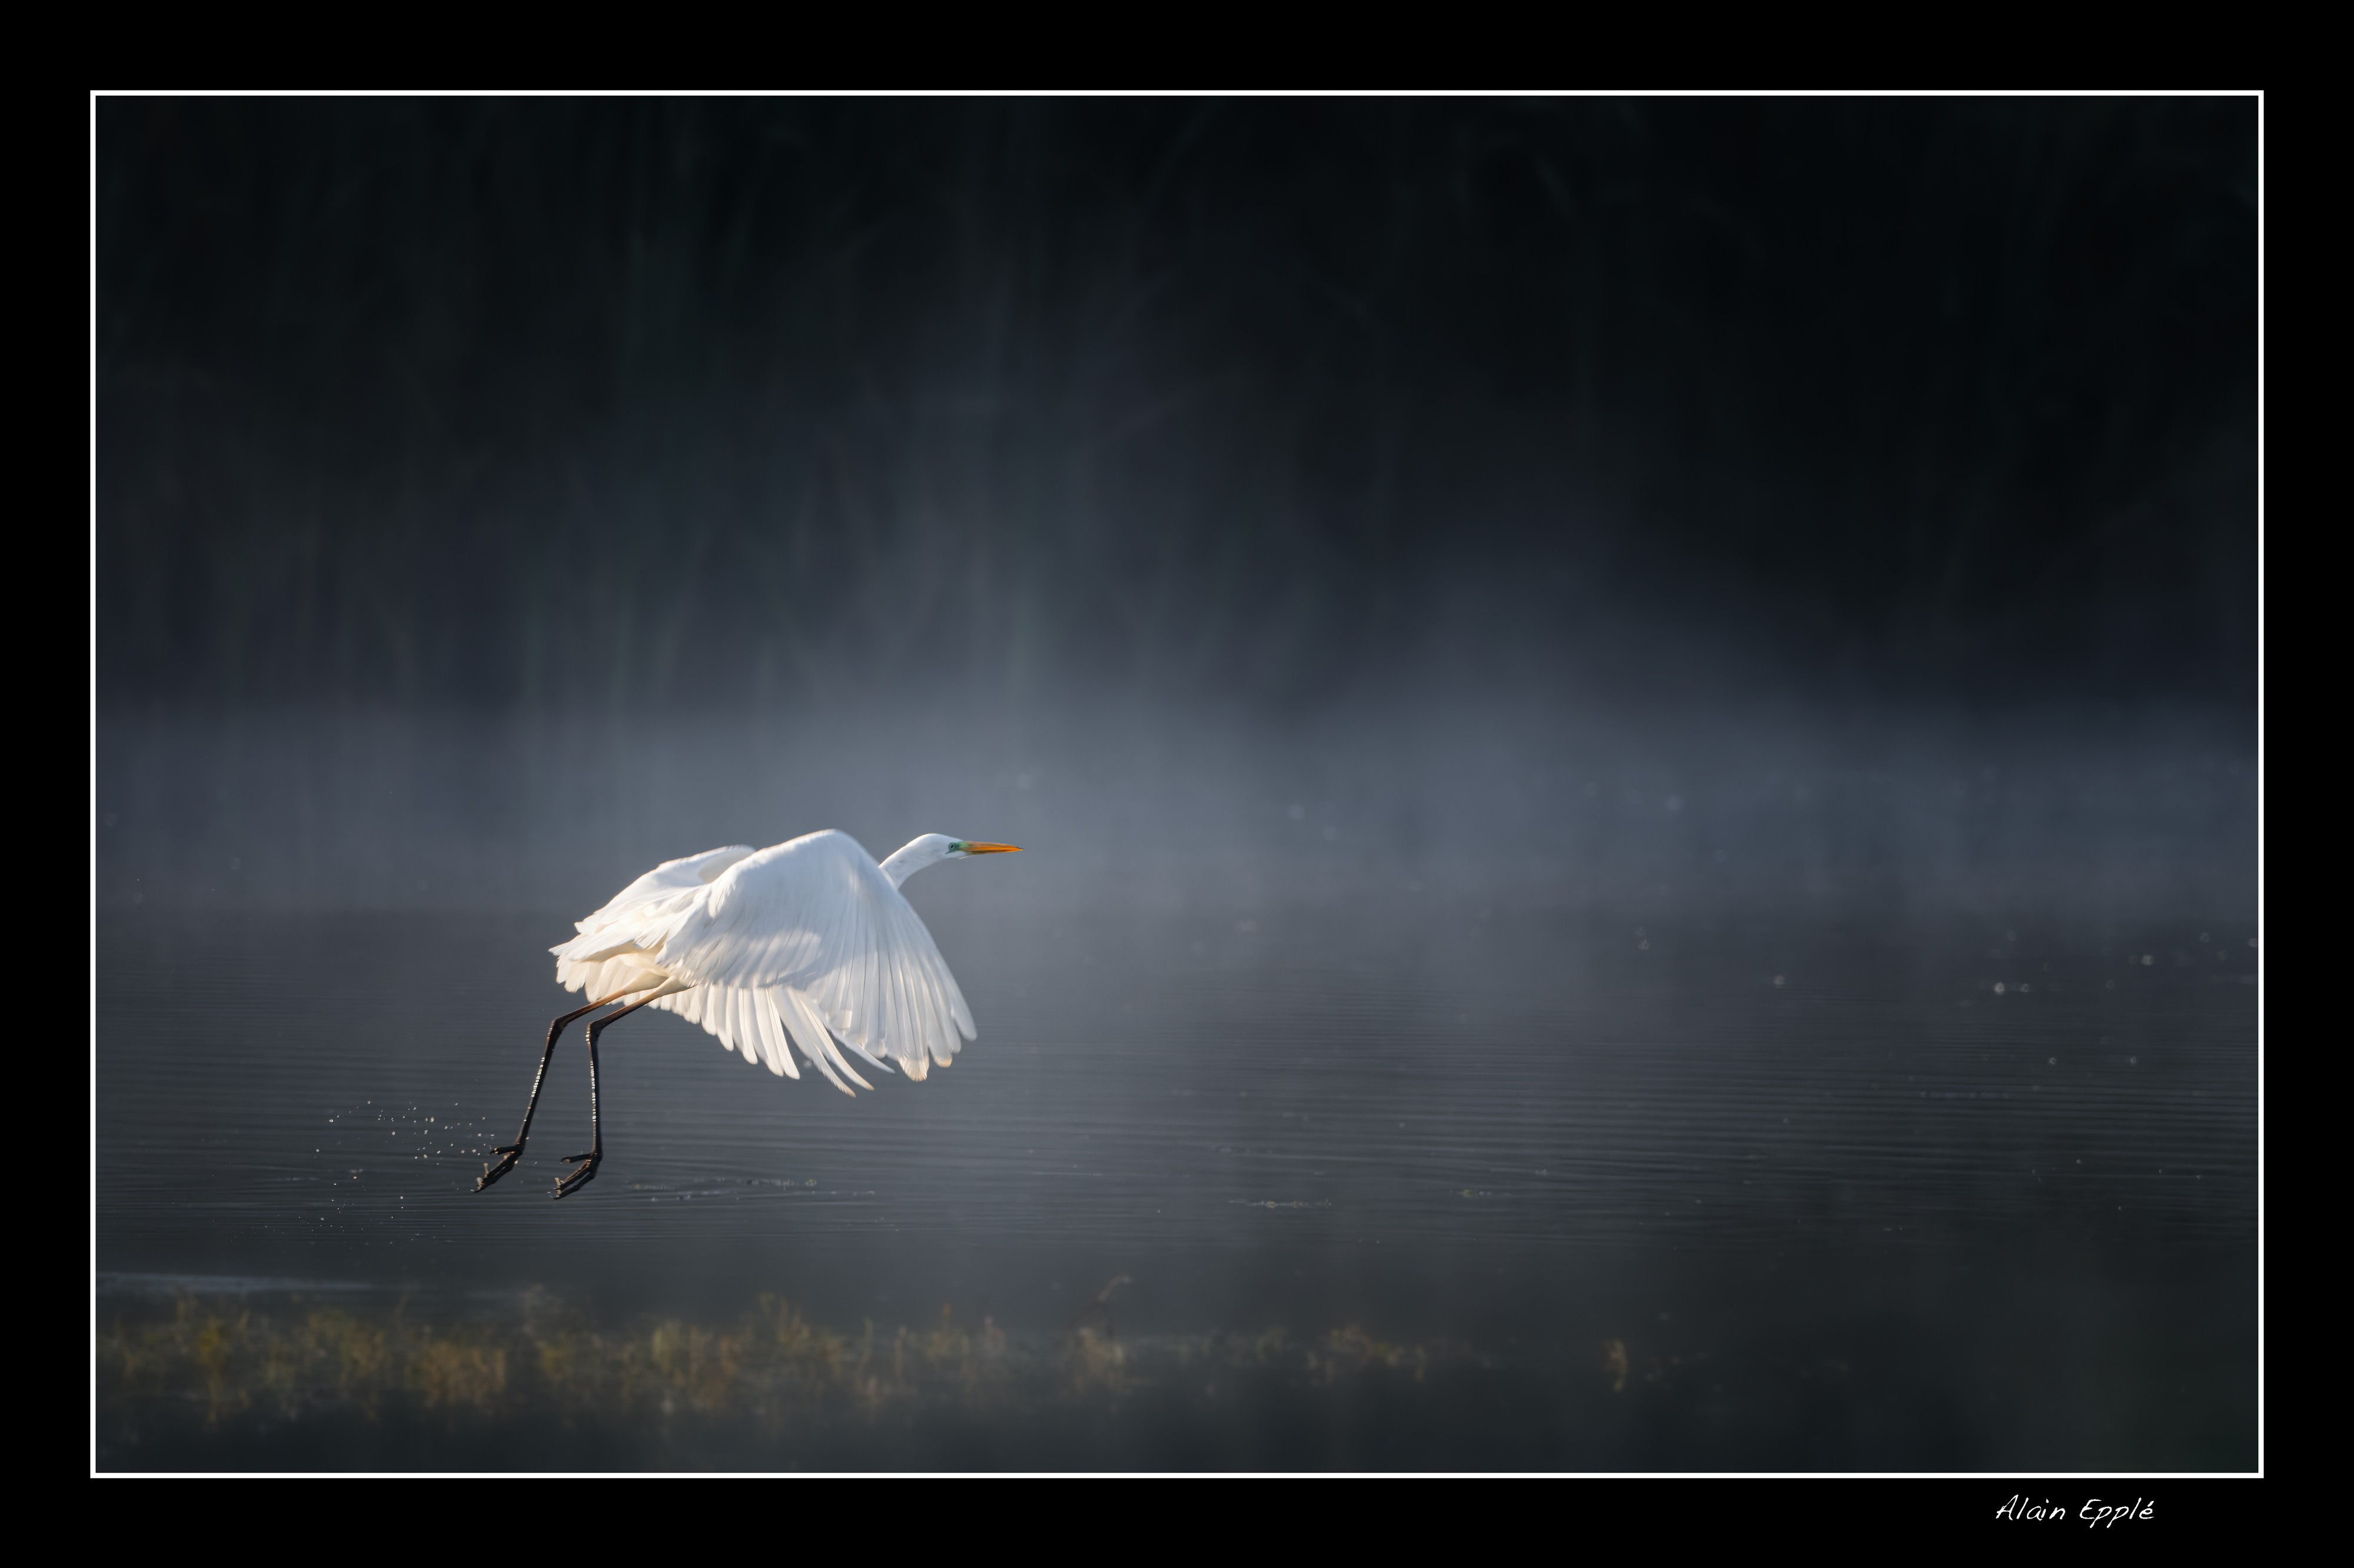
[{"left": 98, "top": 99, "right": 2256, "bottom": 717}]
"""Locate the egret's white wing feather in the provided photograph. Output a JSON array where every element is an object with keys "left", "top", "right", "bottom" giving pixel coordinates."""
[
  {"left": 729, "top": 989, "right": 755, "bottom": 1066},
  {"left": 751, "top": 988, "right": 789, "bottom": 1078},
  {"left": 779, "top": 986, "right": 857, "bottom": 1095},
  {"left": 772, "top": 988, "right": 810, "bottom": 1073},
  {"left": 820, "top": 1027, "right": 875, "bottom": 1093},
  {"left": 782, "top": 990, "right": 856, "bottom": 1096}
]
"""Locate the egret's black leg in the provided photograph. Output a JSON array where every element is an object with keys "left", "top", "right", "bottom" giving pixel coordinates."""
[
  {"left": 477, "top": 997, "right": 610, "bottom": 1192},
  {"left": 555, "top": 990, "right": 661, "bottom": 1199}
]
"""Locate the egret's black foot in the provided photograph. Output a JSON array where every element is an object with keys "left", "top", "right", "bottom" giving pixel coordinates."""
[
  {"left": 476, "top": 1146, "right": 523, "bottom": 1192},
  {"left": 553, "top": 1151, "right": 600, "bottom": 1199}
]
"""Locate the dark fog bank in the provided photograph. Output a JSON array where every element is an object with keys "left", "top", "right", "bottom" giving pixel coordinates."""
[{"left": 98, "top": 98, "right": 2257, "bottom": 717}]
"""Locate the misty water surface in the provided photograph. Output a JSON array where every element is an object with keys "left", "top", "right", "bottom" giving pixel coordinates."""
[{"left": 95, "top": 709, "right": 2257, "bottom": 1469}]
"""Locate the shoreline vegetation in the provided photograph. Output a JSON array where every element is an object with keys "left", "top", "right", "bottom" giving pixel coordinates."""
[
  {"left": 99, "top": 1289, "right": 1498, "bottom": 1467},
  {"left": 93, "top": 1279, "right": 2250, "bottom": 1470}
]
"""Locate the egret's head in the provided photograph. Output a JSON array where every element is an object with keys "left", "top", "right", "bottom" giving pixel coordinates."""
[{"left": 879, "top": 833, "right": 1021, "bottom": 889}]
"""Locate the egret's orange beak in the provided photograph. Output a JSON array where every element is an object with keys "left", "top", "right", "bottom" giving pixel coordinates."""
[{"left": 960, "top": 841, "right": 1022, "bottom": 854}]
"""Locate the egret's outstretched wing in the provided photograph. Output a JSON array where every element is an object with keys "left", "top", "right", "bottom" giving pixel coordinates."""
[
  {"left": 657, "top": 830, "right": 975, "bottom": 1083},
  {"left": 548, "top": 831, "right": 973, "bottom": 1096}
]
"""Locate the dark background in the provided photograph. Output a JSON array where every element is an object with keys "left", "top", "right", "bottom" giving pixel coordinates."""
[{"left": 97, "top": 98, "right": 2257, "bottom": 719}]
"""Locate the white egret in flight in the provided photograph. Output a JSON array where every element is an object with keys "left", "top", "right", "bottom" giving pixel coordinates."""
[{"left": 476, "top": 831, "right": 1020, "bottom": 1199}]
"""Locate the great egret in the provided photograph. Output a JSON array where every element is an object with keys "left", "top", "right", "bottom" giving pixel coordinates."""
[{"left": 475, "top": 831, "right": 1020, "bottom": 1199}]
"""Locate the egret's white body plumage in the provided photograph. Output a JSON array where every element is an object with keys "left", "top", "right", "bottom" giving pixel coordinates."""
[{"left": 548, "top": 831, "right": 986, "bottom": 1096}]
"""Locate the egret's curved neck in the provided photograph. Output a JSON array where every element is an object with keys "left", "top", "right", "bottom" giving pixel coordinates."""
[{"left": 879, "top": 835, "right": 955, "bottom": 890}]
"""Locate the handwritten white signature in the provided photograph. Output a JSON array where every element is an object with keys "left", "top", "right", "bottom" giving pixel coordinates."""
[{"left": 1997, "top": 1497, "right": 2155, "bottom": 1527}]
